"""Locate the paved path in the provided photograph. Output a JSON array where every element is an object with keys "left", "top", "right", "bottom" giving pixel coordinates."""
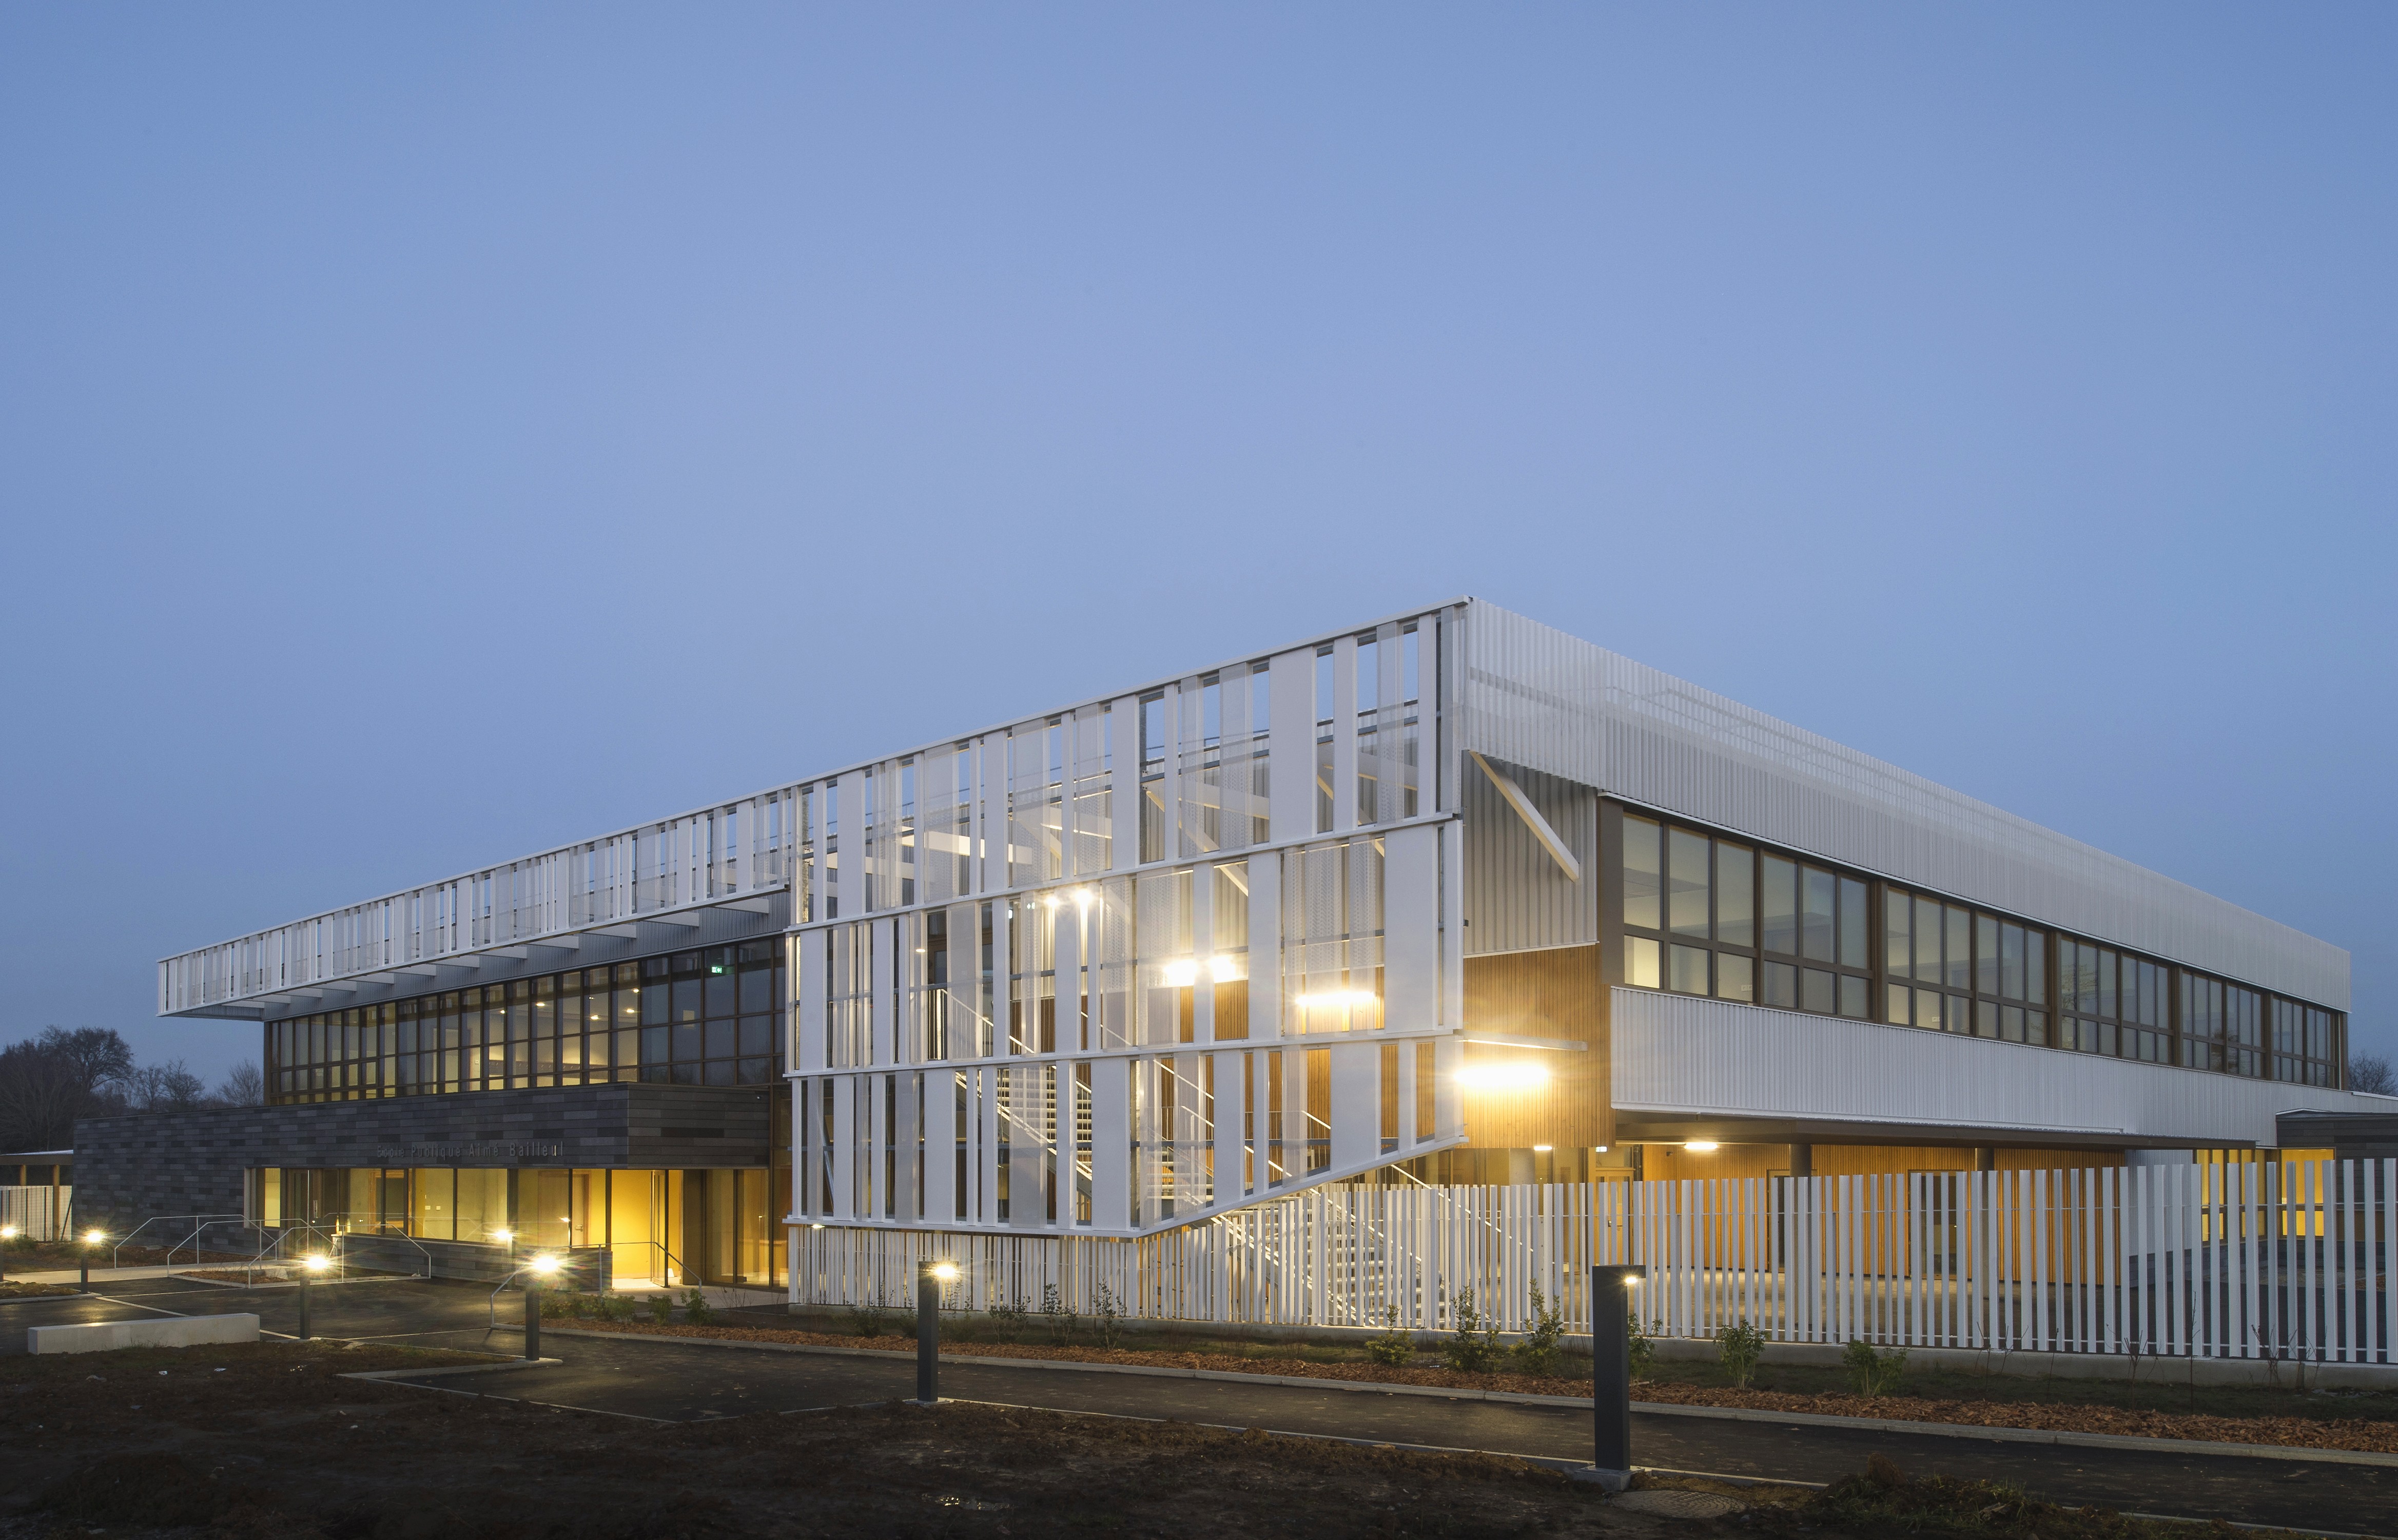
[{"left": 5, "top": 1278, "right": 2388, "bottom": 1534}]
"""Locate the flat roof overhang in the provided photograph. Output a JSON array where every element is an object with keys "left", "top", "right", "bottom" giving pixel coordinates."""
[{"left": 165, "top": 892, "right": 788, "bottom": 1021}]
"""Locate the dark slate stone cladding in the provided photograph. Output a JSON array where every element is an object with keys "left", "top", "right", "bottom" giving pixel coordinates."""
[{"left": 71, "top": 1084, "right": 773, "bottom": 1236}]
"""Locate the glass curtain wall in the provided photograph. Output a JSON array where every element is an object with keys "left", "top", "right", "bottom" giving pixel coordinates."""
[
  {"left": 1612, "top": 802, "right": 2345, "bottom": 1085},
  {"left": 252, "top": 1165, "right": 782, "bottom": 1287},
  {"left": 265, "top": 942, "right": 785, "bottom": 1105}
]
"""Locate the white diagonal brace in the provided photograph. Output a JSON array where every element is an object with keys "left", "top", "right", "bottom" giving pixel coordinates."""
[{"left": 1468, "top": 751, "right": 1582, "bottom": 883}]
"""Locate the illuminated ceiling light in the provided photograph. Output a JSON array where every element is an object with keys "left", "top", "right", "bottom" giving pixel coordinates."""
[
  {"left": 1532, "top": 1145, "right": 1553, "bottom": 1153},
  {"left": 1295, "top": 990, "right": 1378, "bottom": 1010},
  {"left": 1684, "top": 1140, "right": 1720, "bottom": 1153},
  {"left": 1208, "top": 955, "right": 1242, "bottom": 983},
  {"left": 1456, "top": 1063, "right": 1549, "bottom": 1092},
  {"left": 1074, "top": 888, "right": 1097, "bottom": 907},
  {"left": 1594, "top": 1146, "right": 1609, "bottom": 1155},
  {"left": 1044, "top": 894, "right": 1063, "bottom": 910},
  {"left": 1164, "top": 960, "right": 1199, "bottom": 988}
]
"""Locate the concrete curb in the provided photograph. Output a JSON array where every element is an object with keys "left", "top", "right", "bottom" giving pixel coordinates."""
[
  {"left": 522, "top": 1325, "right": 2398, "bottom": 1470},
  {"left": 343, "top": 1357, "right": 563, "bottom": 1382}
]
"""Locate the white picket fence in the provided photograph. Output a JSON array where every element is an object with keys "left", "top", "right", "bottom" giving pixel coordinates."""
[
  {"left": 794, "top": 1161, "right": 2398, "bottom": 1362},
  {"left": 2, "top": 1185, "right": 73, "bottom": 1242}
]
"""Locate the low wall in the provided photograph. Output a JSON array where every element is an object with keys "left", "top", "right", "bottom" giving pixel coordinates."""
[{"left": 28, "top": 1313, "right": 260, "bottom": 1355}]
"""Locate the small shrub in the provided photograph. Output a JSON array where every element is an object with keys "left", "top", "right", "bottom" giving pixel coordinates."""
[
  {"left": 1366, "top": 1306, "right": 1416, "bottom": 1368},
  {"left": 645, "top": 1293, "right": 674, "bottom": 1324},
  {"left": 850, "top": 1288, "right": 895, "bottom": 1339},
  {"left": 1627, "top": 1313, "right": 1659, "bottom": 1380},
  {"left": 1714, "top": 1317, "right": 1766, "bottom": 1388},
  {"left": 601, "top": 1294, "right": 638, "bottom": 1323},
  {"left": 989, "top": 1293, "right": 1029, "bottom": 1335},
  {"left": 1040, "top": 1282, "right": 1078, "bottom": 1344},
  {"left": 1509, "top": 1284, "right": 1566, "bottom": 1376},
  {"left": 1842, "top": 1338, "right": 1908, "bottom": 1397},
  {"left": 1092, "top": 1282, "right": 1124, "bottom": 1350},
  {"left": 538, "top": 1291, "right": 574, "bottom": 1319},
  {"left": 681, "top": 1287, "right": 714, "bottom": 1326},
  {"left": 1441, "top": 1286, "right": 1505, "bottom": 1373}
]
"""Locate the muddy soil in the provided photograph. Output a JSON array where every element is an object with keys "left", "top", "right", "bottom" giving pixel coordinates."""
[{"left": 0, "top": 1339, "right": 1720, "bottom": 1539}]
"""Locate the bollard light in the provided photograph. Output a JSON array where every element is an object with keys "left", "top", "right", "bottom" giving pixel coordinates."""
[
  {"left": 298, "top": 1253, "right": 330, "bottom": 1342},
  {"left": 79, "top": 1230, "right": 105, "bottom": 1293},
  {"left": 913, "top": 1259, "right": 958, "bottom": 1406},
  {"left": 522, "top": 1254, "right": 560, "bottom": 1361},
  {"left": 1589, "top": 1265, "right": 1647, "bottom": 1491}
]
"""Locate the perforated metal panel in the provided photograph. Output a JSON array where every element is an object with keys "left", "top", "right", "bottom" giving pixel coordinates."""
[{"left": 1461, "top": 602, "right": 2347, "bottom": 1009}]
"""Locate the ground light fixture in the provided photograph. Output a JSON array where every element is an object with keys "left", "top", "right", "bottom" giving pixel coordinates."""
[
  {"left": 78, "top": 1229, "right": 106, "bottom": 1292},
  {"left": 0, "top": 1224, "right": 12, "bottom": 1284},
  {"left": 518, "top": 1255, "right": 562, "bottom": 1360},
  {"left": 297, "top": 1253, "right": 330, "bottom": 1341},
  {"left": 1589, "top": 1264, "right": 1648, "bottom": 1490},
  {"left": 913, "top": 1259, "right": 962, "bottom": 1404}
]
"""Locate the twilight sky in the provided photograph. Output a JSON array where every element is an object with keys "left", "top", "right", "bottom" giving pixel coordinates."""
[{"left": 1, "top": 5, "right": 2390, "bottom": 1084}]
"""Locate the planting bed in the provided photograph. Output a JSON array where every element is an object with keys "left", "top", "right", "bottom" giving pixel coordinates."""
[{"left": 547, "top": 1312, "right": 2398, "bottom": 1455}]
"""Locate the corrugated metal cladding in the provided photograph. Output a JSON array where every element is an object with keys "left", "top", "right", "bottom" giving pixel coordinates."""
[
  {"left": 1611, "top": 989, "right": 2371, "bottom": 1149},
  {"left": 1459, "top": 602, "right": 2349, "bottom": 1010},
  {"left": 1460, "top": 758, "right": 1593, "bottom": 957}
]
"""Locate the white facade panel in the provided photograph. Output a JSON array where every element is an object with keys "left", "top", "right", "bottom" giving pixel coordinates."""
[
  {"left": 1612, "top": 988, "right": 2372, "bottom": 1148},
  {"left": 1461, "top": 601, "right": 2348, "bottom": 1008}
]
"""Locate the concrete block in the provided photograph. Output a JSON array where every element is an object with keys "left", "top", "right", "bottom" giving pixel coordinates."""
[{"left": 27, "top": 1313, "right": 260, "bottom": 1355}]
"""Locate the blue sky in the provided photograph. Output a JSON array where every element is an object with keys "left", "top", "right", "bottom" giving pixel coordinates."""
[{"left": 2, "top": 5, "right": 2390, "bottom": 1083}]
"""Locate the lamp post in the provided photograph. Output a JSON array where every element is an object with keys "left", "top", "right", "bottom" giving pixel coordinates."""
[
  {"left": 80, "top": 1229, "right": 106, "bottom": 1292},
  {"left": 299, "top": 1252, "right": 331, "bottom": 1341},
  {"left": 913, "top": 1259, "right": 960, "bottom": 1406},
  {"left": 523, "top": 1254, "right": 560, "bottom": 1360},
  {"left": 1590, "top": 1265, "right": 1646, "bottom": 1491}
]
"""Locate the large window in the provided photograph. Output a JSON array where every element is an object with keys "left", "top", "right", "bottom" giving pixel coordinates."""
[
  {"left": 1620, "top": 814, "right": 1871, "bottom": 1022},
  {"left": 1882, "top": 888, "right": 2051, "bottom": 1045},
  {"left": 266, "top": 942, "right": 785, "bottom": 1105},
  {"left": 1611, "top": 802, "right": 2344, "bottom": 1085}
]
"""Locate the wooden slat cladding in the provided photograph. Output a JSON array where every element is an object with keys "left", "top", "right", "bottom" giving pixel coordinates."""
[{"left": 1460, "top": 944, "right": 1609, "bottom": 1152}]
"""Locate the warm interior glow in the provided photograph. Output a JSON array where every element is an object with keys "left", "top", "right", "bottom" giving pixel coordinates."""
[
  {"left": 931, "top": 1261, "right": 961, "bottom": 1281},
  {"left": 1163, "top": 960, "right": 1199, "bottom": 988},
  {"left": 1684, "top": 1140, "right": 1720, "bottom": 1153},
  {"left": 303, "top": 1253, "right": 332, "bottom": 1273},
  {"left": 491, "top": 1229, "right": 514, "bottom": 1243},
  {"left": 1456, "top": 1062, "right": 1549, "bottom": 1092},
  {"left": 1295, "top": 990, "right": 1378, "bottom": 1010}
]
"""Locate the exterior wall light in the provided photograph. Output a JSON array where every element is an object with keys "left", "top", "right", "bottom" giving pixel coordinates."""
[
  {"left": 1209, "top": 955, "right": 1242, "bottom": 983},
  {"left": 1295, "top": 990, "right": 1378, "bottom": 1010},
  {"left": 1164, "top": 960, "right": 1199, "bottom": 987},
  {"left": 491, "top": 1229, "right": 514, "bottom": 1244},
  {"left": 1684, "top": 1140, "right": 1720, "bottom": 1153},
  {"left": 1456, "top": 1063, "right": 1548, "bottom": 1091}
]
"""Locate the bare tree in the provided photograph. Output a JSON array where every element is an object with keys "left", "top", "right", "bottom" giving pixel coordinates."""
[
  {"left": 119, "top": 1060, "right": 207, "bottom": 1113},
  {"left": 34, "top": 1026, "right": 134, "bottom": 1094},
  {"left": 2350, "top": 1054, "right": 2396, "bottom": 1096},
  {"left": 209, "top": 1061, "right": 265, "bottom": 1107},
  {"left": 0, "top": 1042, "right": 93, "bottom": 1151}
]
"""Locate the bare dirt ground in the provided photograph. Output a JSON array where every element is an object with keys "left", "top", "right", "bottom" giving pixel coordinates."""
[
  {"left": 544, "top": 1314, "right": 2398, "bottom": 1454},
  {"left": 0, "top": 1339, "right": 2282, "bottom": 1540}
]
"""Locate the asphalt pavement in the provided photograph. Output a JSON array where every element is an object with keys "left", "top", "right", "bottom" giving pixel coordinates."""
[{"left": 4, "top": 1277, "right": 2388, "bottom": 1535}]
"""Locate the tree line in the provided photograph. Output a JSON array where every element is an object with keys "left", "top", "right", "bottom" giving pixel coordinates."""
[{"left": 0, "top": 1027, "right": 262, "bottom": 1153}]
